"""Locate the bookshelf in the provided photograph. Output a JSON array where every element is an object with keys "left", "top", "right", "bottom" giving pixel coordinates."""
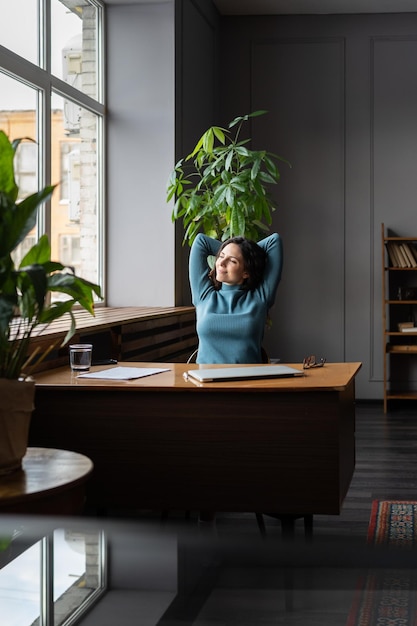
[{"left": 381, "top": 223, "right": 417, "bottom": 412}]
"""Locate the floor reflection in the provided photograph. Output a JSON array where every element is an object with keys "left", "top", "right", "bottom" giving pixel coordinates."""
[{"left": 1, "top": 516, "right": 416, "bottom": 626}]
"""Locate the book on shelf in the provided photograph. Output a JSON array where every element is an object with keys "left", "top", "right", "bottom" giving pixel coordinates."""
[
  {"left": 400, "top": 243, "right": 417, "bottom": 267},
  {"left": 397, "top": 321, "right": 417, "bottom": 333},
  {"left": 399, "top": 244, "right": 411, "bottom": 267},
  {"left": 386, "top": 241, "right": 417, "bottom": 268},
  {"left": 398, "top": 321, "right": 415, "bottom": 331},
  {"left": 388, "top": 344, "right": 417, "bottom": 352},
  {"left": 387, "top": 242, "right": 400, "bottom": 266}
]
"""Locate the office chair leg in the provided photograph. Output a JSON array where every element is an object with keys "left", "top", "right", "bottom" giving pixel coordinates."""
[{"left": 256, "top": 513, "right": 313, "bottom": 540}]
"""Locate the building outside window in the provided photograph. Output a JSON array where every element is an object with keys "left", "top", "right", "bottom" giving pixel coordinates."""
[
  {"left": 59, "top": 234, "right": 81, "bottom": 273},
  {"left": 0, "top": 0, "right": 105, "bottom": 299},
  {"left": 14, "top": 141, "right": 38, "bottom": 198}
]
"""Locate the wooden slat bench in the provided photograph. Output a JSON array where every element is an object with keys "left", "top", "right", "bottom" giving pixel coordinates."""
[{"left": 25, "top": 306, "right": 197, "bottom": 373}]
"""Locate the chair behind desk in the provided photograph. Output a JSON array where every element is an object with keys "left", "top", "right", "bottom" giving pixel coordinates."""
[{"left": 186, "top": 346, "right": 270, "bottom": 364}]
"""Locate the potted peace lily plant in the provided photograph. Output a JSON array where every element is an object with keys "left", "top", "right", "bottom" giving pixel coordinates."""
[
  {"left": 167, "top": 110, "right": 290, "bottom": 246},
  {"left": 0, "top": 130, "right": 101, "bottom": 474}
]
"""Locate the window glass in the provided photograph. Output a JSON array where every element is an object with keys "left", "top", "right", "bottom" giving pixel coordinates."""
[
  {"left": 0, "top": 72, "right": 39, "bottom": 267},
  {"left": 0, "top": 0, "right": 38, "bottom": 64},
  {"left": 0, "top": 73, "right": 38, "bottom": 143},
  {"left": 53, "top": 528, "right": 103, "bottom": 624},
  {"left": 0, "top": 539, "right": 41, "bottom": 625},
  {"left": 15, "top": 142, "right": 38, "bottom": 198},
  {"left": 51, "top": 92, "right": 100, "bottom": 290},
  {"left": 60, "top": 141, "right": 75, "bottom": 201},
  {"left": 51, "top": 0, "right": 100, "bottom": 101},
  {"left": 0, "top": 0, "right": 104, "bottom": 300},
  {"left": 0, "top": 529, "right": 106, "bottom": 626}
]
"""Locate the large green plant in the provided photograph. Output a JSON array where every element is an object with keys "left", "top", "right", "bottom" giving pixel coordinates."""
[
  {"left": 167, "top": 110, "right": 290, "bottom": 245},
  {"left": 0, "top": 130, "right": 102, "bottom": 379}
]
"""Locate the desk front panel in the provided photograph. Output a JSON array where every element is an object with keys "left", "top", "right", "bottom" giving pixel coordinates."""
[{"left": 31, "top": 373, "right": 356, "bottom": 515}]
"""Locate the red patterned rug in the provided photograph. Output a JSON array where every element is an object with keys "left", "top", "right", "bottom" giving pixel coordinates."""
[
  {"left": 368, "top": 500, "right": 417, "bottom": 547},
  {"left": 346, "top": 501, "right": 417, "bottom": 626}
]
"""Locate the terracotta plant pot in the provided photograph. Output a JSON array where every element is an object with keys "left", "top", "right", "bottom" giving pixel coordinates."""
[{"left": 0, "top": 378, "right": 35, "bottom": 475}]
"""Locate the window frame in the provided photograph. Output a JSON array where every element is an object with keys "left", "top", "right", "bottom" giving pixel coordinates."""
[{"left": 0, "top": 0, "right": 106, "bottom": 301}]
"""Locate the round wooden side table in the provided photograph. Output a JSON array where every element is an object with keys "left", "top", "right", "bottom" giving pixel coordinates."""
[{"left": 0, "top": 447, "right": 93, "bottom": 515}]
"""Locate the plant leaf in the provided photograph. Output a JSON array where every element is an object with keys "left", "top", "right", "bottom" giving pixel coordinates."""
[
  {"left": 167, "top": 110, "right": 290, "bottom": 245},
  {"left": 212, "top": 126, "right": 226, "bottom": 144}
]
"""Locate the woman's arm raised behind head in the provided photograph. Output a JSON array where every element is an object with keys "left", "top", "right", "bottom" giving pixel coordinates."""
[
  {"left": 256, "top": 232, "right": 283, "bottom": 308},
  {"left": 189, "top": 233, "right": 222, "bottom": 305}
]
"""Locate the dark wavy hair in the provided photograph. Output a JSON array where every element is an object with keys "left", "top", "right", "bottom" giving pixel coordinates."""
[{"left": 209, "top": 236, "right": 267, "bottom": 291}]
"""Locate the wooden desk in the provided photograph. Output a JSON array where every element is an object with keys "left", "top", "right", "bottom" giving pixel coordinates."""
[
  {"left": 0, "top": 448, "right": 93, "bottom": 515},
  {"left": 30, "top": 362, "right": 361, "bottom": 515}
]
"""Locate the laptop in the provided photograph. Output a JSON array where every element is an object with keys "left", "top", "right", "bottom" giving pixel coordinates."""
[{"left": 186, "top": 364, "right": 304, "bottom": 383}]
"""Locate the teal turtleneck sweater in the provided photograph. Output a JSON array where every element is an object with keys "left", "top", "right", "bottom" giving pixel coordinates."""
[{"left": 189, "top": 233, "right": 283, "bottom": 364}]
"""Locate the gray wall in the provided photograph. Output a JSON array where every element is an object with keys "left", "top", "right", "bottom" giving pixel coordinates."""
[
  {"left": 105, "top": 0, "right": 216, "bottom": 308},
  {"left": 216, "top": 13, "right": 417, "bottom": 399},
  {"left": 106, "top": 2, "right": 417, "bottom": 399},
  {"left": 106, "top": 1, "right": 175, "bottom": 307},
  {"left": 175, "top": 0, "right": 220, "bottom": 303}
]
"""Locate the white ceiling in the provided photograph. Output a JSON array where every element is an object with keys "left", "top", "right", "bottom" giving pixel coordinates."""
[{"left": 103, "top": 0, "right": 417, "bottom": 14}]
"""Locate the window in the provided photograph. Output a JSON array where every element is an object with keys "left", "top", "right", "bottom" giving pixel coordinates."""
[
  {"left": 0, "top": 0, "right": 105, "bottom": 300},
  {"left": 60, "top": 234, "right": 81, "bottom": 273},
  {"left": 15, "top": 141, "right": 38, "bottom": 198},
  {"left": 0, "top": 527, "right": 106, "bottom": 626},
  {"left": 60, "top": 141, "right": 75, "bottom": 203},
  {"left": 52, "top": 0, "right": 100, "bottom": 101},
  {"left": 12, "top": 235, "right": 37, "bottom": 269},
  {"left": 1, "top": 0, "right": 38, "bottom": 64}
]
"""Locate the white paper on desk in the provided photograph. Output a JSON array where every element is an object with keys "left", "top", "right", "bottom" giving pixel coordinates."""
[{"left": 77, "top": 366, "right": 170, "bottom": 380}]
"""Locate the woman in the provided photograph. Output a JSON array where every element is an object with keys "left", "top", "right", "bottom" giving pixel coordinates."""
[{"left": 189, "top": 232, "right": 283, "bottom": 364}]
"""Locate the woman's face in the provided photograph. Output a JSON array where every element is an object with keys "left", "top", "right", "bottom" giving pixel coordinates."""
[{"left": 215, "top": 242, "right": 249, "bottom": 285}]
